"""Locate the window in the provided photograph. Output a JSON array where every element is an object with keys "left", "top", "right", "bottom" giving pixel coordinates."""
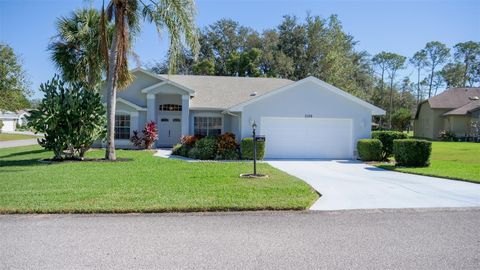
[
  {"left": 194, "top": 117, "right": 222, "bottom": 136},
  {"left": 160, "top": 118, "right": 169, "bottom": 122},
  {"left": 115, "top": 115, "right": 130, "bottom": 139},
  {"left": 173, "top": 118, "right": 181, "bottom": 122},
  {"left": 159, "top": 104, "right": 182, "bottom": 111}
]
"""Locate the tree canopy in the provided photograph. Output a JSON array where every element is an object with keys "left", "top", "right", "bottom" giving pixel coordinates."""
[{"left": 0, "top": 44, "right": 31, "bottom": 111}]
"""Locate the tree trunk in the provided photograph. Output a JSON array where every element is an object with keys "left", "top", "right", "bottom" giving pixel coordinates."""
[
  {"left": 416, "top": 67, "right": 421, "bottom": 104},
  {"left": 389, "top": 76, "right": 394, "bottom": 129},
  {"left": 428, "top": 63, "right": 435, "bottom": 98},
  {"left": 105, "top": 33, "right": 119, "bottom": 161}
]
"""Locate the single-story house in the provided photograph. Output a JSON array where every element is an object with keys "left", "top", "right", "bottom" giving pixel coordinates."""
[
  {"left": 413, "top": 87, "right": 480, "bottom": 139},
  {"left": 0, "top": 112, "right": 19, "bottom": 132},
  {"left": 0, "top": 110, "right": 30, "bottom": 132},
  {"left": 99, "top": 68, "right": 385, "bottom": 159}
]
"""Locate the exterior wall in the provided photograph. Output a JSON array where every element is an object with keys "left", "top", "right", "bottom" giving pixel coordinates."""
[
  {"left": 413, "top": 102, "right": 449, "bottom": 139},
  {"left": 239, "top": 80, "right": 372, "bottom": 156},
  {"left": 100, "top": 72, "right": 159, "bottom": 106},
  {"left": 444, "top": 115, "right": 472, "bottom": 137}
]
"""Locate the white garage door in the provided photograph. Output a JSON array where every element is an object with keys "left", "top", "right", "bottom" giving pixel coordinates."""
[
  {"left": 261, "top": 117, "right": 353, "bottom": 159},
  {"left": 1, "top": 119, "right": 16, "bottom": 132}
]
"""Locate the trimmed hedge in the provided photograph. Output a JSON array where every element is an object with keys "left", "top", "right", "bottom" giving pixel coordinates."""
[
  {"left": 393, "top": 139, "right": 431, "bottom": 167},
  {"left": 240, "top": 138, "right": 265, "bottom": 160},
  {"left": 357, "top": 139, "right": 383, "bottom": 161},
  {"left": 372, "top": 131, "right": 408, "bottom": 160}
]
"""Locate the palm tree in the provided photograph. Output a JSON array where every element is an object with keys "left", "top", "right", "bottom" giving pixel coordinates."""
[
  {"left": 101, "top": 0, "right": 199, "bottom": 160},
  {"left": 49, "top": 9, "right": 109, "bottom": 89}
]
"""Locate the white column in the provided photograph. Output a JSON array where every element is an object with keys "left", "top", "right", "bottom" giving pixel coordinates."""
[
  {"left": 147, "top": 94, "right": 156, "bottom": 122},
  {"left": 181, "top": 95, "right": 190, "bottom": 136}
]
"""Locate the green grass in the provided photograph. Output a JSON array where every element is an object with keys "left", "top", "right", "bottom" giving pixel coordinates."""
[
  {"left": 0, "top": 145, "right": 319, "bottom": 214},
  {"left": 377, "top": 142, "right": 480, "bottom": 183},
  {"left": 0, "top": 133, "right": 37, "bottom": 141}
]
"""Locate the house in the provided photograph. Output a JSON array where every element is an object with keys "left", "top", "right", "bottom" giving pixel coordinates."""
[
  {"left": 99, "top": 68, "right": 385, "bottom": 159},
  {"left": 0, "top": 110, "right": 30, "bottom": 132},
  {"left": 413, "top": 88, "right": 480, "bottom": 140}
]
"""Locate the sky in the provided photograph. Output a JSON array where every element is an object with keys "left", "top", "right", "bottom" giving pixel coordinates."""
[{"left": 1, "top": 0, "right": 479, "bottom": 99}]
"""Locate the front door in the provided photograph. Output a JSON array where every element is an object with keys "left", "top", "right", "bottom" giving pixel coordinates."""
[{"left": 158, "top": 115, "right": 182, "bottom": 147}]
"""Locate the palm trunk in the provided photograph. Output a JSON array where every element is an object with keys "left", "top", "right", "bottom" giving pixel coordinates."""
[{"left": 105, "top": 33, "right": 119, "bottom": 160}]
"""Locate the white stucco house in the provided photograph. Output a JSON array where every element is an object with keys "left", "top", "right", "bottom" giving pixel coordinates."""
[
  {"left": 99, "top": 68, "right": 385, "bottom": 159},
  {"left": 0, "top": 110, "right": 30, "bottom": 132}
]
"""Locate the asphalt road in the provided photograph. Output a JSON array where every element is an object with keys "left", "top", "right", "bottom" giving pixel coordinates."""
[{"left": 1, "top": 208, "right": 479, "bottom": 269}]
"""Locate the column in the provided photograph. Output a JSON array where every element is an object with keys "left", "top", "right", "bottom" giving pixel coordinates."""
[
  {"left": 147, "top": 94, "right": 156, "bottom": 122},
  {"left": 181, "top": 95, "right": 190, "bottom": 136}
]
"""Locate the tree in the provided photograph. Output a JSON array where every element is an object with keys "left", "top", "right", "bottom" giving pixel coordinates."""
[
  {"left": 410, "top": 50, "right": 428, "bottom": 103},
  {"left": 49, "top": 9, "right": 109, "bottom": 89},
  {"left": 391, "top": 108, "right": 412, "bottom": 131},
  {"left": 453, "top": 41, "right": 480, "bottom": 87},
  {"left": 0, "top": 44, "right": 31, "bottom": 111},
  {"left": 385, "top": 53, "right": 406, "bottom": 124},
  {"left": 372, "top": 52, "right": 390, "bottom": 97},
  {"left": 101, "top": 0, "right": 199, "bottom": 160},
  {"left": 422, "top": 41, "right": 450, "bottom": 98}
]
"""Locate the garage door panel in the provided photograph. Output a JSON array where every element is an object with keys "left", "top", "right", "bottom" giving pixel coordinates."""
[{"left": 261, "top": 117, "right": 352, "bottom": 159}]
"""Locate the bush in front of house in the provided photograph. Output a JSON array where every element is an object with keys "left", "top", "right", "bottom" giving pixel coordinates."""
[
  {"left": 372, "top": 130, "right": 408, "bottom": 160},
  {"left": 172, "top": 143, "right": 189, "bottom": 156},
  {"left": 393, "top": 139, "right": 432, "bottom": 167},
  {"left": 189, "top": 136, "right": 218, "bottom": 160},
  {"left": 27, "top": 75, "right": 106, "bottom": 160},
  {"left": 357, "top": 139, "right": 383, "bottom": 161},
  {"left": 181, "top": 135, "right": 199, "bottom": 147},
  {"left": 130, "top": 121, "right": 158, "bottom": 149},
  {"left": 216, "top": 132, "right": 239, "bottom": 160},
  {"left": 438, "top": 130, "right": 457, "bottom": 141},
  {"left": 240, "top": 137, "right": 265, "bottom": 160}
]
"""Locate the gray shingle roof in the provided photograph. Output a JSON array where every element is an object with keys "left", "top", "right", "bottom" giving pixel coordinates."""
[
  {"left": 428, "top": 87, "right": 480, "bottom": 109},
  {"left": 159, "top": 74, "right": 294, "bottom": 110},
  {"left": 443, "top": 100, "right": 480, "bottom": 116}
]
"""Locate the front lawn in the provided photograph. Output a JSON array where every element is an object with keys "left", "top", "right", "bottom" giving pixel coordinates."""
[
  {"left": 377, "top": 142, "right": 480, "bottom": 183},
  {"left": 0, "top": 133, "right": 37, "bottom": 141},
  {"left": 0, "top": 145, "right": 318, "bottom": 214}
]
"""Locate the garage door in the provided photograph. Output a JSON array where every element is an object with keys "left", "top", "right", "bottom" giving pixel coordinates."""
[
  {"left": 261, "top": 117, "right": 353, "bottom": 159},
  {"left": 1, "top": 119, "right": 16, "bottom": 132}
]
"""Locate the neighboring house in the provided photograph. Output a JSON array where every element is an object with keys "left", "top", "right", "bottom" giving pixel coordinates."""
[
  {"left": 0, "top": 110, "right": 31, "bottom": 132},
  {"left": 98, "top": 68, "right": 384, "bottom": 159},
  {"left": 16, "top": 110, "right": 30, "bottom": 126},
  {"left": 414, "top": 88, "right": 480, "bottom": 140}
]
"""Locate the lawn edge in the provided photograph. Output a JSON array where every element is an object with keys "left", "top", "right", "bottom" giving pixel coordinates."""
[{"left": 374, "top": 164, "right": 480, "bottom": 184}]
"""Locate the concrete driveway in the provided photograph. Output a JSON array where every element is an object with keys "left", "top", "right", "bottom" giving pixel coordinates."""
[{"left": 267, "top": 160, "right": 480, "bottom": 210}]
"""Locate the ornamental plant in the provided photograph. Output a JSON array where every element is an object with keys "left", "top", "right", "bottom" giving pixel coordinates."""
[
  {"left": 27, "top": 75, "right": 106, "bottom": 160},
  {"left": 372, "top": 130, "right": 408, "bottom": 160},
  {"left": 130, "top": 121, "right": 158, "bottom": 149},
  {"left": 216, "top": 132, "right": 239, "bottom": 159}
]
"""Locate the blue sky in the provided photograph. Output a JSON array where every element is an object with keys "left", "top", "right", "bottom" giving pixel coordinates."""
[{"left": 1, "top": 0, "right": 479, "bottom": 99}]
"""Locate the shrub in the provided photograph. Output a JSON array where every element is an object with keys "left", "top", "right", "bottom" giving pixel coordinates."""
[
  {"left": 172, "top": 143, "right": 189, "bottom": 156},
  {"left": 190, "top": 136, "right": 217, "bottom": 160},
  {"left": 27, "top": 76, "right": 106, "bottom": 160},
  {"left": 0, "top": 120, "right": 3, "bottom": 133},
  {"left": 216, "top": 132, "right": 239, "bottom": 159},
  {"left": 130, "top": 121, "right": 159, "bottom": 149},
  {"left": 357, "top": 139, "right": 383, "bottom": 161},
  {"left": 240, "top": 137, "right": 265, "bottom": 160},
  {"left": 393, "top": 139, "right": 432, "bottom": 167},
  {"left": 180, "top": 135, "right": 199, "bottom": 147},
  {"left": 372, "top": 130, "right": 408, "bottom": 160},
  {"left": 438, "top": 130, "right": 457, "bottom": 141}
]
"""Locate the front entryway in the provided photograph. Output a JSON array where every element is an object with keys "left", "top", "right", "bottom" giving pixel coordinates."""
[{"left": 157, "top": 115, "right": 182, "bottom": 147}]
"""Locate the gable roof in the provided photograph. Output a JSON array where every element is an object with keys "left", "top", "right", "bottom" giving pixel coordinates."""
[
  {"left": 443, "top": 100, "right": 480, "bottom": 116},
  {"left": 228, "top": 76, "right": 386, "bottom": 115},
  {"left": 415, "top": 87, "right": 480, "bottom": 118},
  {"left": 158, "top": 74, "right": 294, "bottom": 110},
  {"left": 132, "top": 68, "right": 196, "bottom": 95}
]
